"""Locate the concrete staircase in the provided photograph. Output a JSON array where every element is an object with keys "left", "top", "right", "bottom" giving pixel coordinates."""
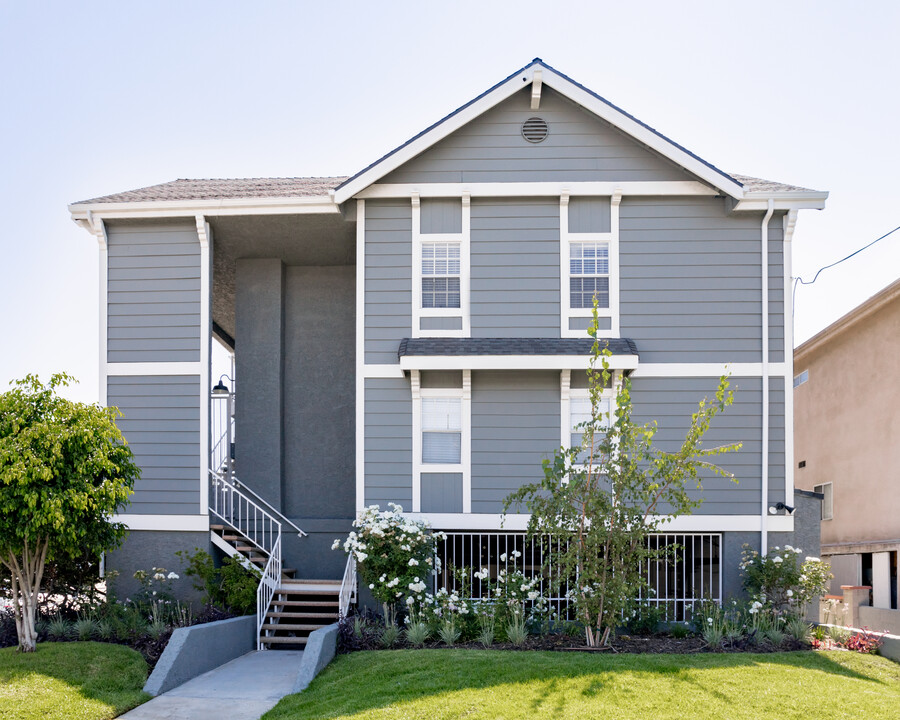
[{"left": 210, "top": 524, "right": 340, "bottom": 649}]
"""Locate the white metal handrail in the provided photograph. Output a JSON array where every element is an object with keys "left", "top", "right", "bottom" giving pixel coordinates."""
[
  {"left": 209, "top": 470, "right": 283, "bottom": 556},
  {"left": 230, "top": 476, "right": 307, "bottom": 538},
  {"left": 339, "top": 554, "right": 357, "bottom": 617},
  {"left": 257, "top": 526, "right": 282, "bottom": 650}
]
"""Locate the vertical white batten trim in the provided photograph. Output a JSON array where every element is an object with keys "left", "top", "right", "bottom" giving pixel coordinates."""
[
  {"left": 461, "top": 193, "right": 471, "bottom": 337},
  {"left": 196, "top": 216, "right": 211, "bottom": 515},
  {"left": 609, "top": 188, "right": 622, "bottom": 338},
  {"left": 356, "top": 199, "right": 366, "bottom": 513},
  {"left": 410, "top": 370, "right": 422, "bottom": 513},
  {"left": 760, "top": 199, "right": 774, "bottom": 554},
  {"left": 783, "top": 209, "right": 798, "bottom": 508},
  {"left": 559, "top": 370, "right": 571, "bottom": 449},
  {"left": 558, "top": 192, "right": 570, "bottom": 336},
  {"left": 461, "top": 369, "right": 472, "bottom": 513},
  {"left": 410, "top": 194, "right": 422, "bottom": 338},
  {"left": 92, "top": 213, "right": 108, "bottom": 405}
]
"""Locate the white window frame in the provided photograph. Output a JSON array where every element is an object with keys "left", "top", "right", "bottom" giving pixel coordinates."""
[
  {"left": 411, "top": 369, "right": 471, "bottom": 513},
  {"left": 560, "top": 369, "right": 618, "bottom": 471},
  {"left": 560, "top": 191, "right": 621, "bottom": 338},
  {"left": 814, "top": 482, "right": 833, "bottom": 521},
  {"left": 412, "top": 192, "right": 470, "bottom": 338}
]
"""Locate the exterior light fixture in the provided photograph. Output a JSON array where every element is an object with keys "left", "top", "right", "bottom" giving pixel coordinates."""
[
  {"left": 768, "top": 502, "right": 796, "bottom": 515},
  {"left": 212, "top": 375, "right": 232, "bottom": 395}
]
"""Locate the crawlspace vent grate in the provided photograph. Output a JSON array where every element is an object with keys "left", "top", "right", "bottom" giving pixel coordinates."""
[{"left": 521, "top": 117, "right": 549, "bottom": 143}]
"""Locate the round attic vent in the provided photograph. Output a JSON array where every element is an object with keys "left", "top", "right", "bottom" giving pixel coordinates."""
[{"left": 521, "top": 117, "right": 549, "bottom": 143}]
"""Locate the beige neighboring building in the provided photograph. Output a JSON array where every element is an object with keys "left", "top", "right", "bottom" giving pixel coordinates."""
[{"left": 794, "top": 277, "right": 900, "bottom": 609}]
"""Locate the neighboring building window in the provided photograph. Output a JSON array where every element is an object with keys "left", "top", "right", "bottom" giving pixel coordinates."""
[
  {"left": 569, "top": 241, "right": 610, "bottom": 309},
  {"left": 793, "top": 370, "right": 809, "bottom": 388},
  {"left": 422, "top": 242, "right": 461, "bottom": 309},
  {"left": 422, "top": 397, "right": 461, "bottom": 463},
  {"left": 814, "top": 482, "right": 833, "bottom": 520}
]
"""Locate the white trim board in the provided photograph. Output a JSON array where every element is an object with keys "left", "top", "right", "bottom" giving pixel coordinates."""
[
  {"left": 197, "top": 217, "right": 211, "bottom": 517},
  {"left": 106, "top": 362, "right": 202, "bottom": 376},
  {"left": 334, "top": 61, "right": 746, "bottom": 204},
  {"left": 357, "top": 181, "right": 718, "bottom": 200},
  {"left": 368, "top": 361, "right": 787, "bottom": 378},
  {"left": 631, "top": 363, "right": 787, "bottom": 378},
  {"left": 400, "top": 355, "right": 639, "bottom": 372},
  {"left": 69, "top": 196, "right": 339, "bottom": 221},
  {"left": 113, "top": 514, "right": 210, "bottom": 532},
  {"left": 355, "top": 199, "right": 366, "bottom": 513},
  {"left": 402, "top": 513, "right": 794, "bottom": 533}
]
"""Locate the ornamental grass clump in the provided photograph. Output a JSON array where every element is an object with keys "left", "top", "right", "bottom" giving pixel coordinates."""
[{"left": 333, "top": 503, "right": 444, "bottom": 627}]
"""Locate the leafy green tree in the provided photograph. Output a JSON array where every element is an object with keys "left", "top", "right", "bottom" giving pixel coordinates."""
[
  {"left": 0, "top": 374, "right": 138, "bottom": 652},
  {"left": 505, "top": 311, "right": 741, "bottom": 647}
]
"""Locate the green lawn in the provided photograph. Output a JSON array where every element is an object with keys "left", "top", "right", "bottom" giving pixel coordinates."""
[
  {"left": 0, "top": 642, "right": 150, "bottom": 720},
  {"left": 264, "top": 649, "right": 900, "bottom": 720}
]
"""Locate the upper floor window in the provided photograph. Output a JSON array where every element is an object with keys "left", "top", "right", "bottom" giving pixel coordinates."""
[
  {"left": 569, "top": 241, "right": 610, "bottom": 309},
  {"left": 793, "top": 370, "right": 809, "bottom": 388},
  {"left": 412, "top": 195, "right": 470, "bottom": 337},
  {"left": 422, "top": 242, "right": 461, "bottom": 309},
  {"left": 422, "top": 397, "right": 462, "bottom": 463},
  {"left": 814, "top": 482, "right": 833, "bottom": 520},
  {"left": 561, "top": 194, "right": 621, "bottom": 339}
]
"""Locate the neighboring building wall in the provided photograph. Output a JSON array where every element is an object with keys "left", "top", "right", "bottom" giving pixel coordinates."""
[{"left": 794, "top": 288, "right": 900, "bottom": 548}]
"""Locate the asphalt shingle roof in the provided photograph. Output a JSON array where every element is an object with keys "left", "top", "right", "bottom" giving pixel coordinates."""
[
  {"left": 74, "top": 177, "right": 348, "bottom": 205},
  {"left": 398, "top": 337, "right": 638, "bottom": 358},
  {"left": 729, "top": 174, "right": 818, "bottom": 193}
]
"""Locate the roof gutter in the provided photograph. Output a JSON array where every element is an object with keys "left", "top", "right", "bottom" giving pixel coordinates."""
[{"left": 732, "top": 190, "right": 828, "bottom": 212}]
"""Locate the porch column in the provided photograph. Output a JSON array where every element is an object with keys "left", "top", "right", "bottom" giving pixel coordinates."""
[{"left": 235, "top": 258, "right": 284, "bottom": 510}]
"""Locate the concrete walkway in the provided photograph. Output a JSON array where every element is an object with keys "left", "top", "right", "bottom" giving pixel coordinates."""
[{"left": 121, "top": 650, "right": 305, "bottom": 720}]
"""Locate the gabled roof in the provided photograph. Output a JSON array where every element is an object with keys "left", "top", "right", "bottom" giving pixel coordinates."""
[{"left": 334, "top": 59, "right": 747, "bottom": 204}]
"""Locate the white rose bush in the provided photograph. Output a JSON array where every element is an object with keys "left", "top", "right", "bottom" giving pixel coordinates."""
[
  {"left": 334, "top": 503, "right": 443, "bottom": 626},
  {"left": 739, "top": 544, "right": 831, "bottom": 616}
]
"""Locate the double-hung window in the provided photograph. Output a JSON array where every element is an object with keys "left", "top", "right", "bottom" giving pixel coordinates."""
[
  {"left": 561, "top": 370, "right": 616, "bottom": 471},
  {"left": 412, "top": 195, "right": 470, "bottom": 337},
  {"left": 561, "top": 194, "right": 620, "bottom": 338},
  {"left": 411, "top": 370, "right": 471, "bottom": 514}
]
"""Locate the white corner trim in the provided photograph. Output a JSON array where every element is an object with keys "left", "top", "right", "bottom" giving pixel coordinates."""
[
  {"left": 760, "top": 199, "right": 774, "bottom": 555},
  {"left": 197, "top": 216, "right": 211, "bottom": 516},
  {"left": 783, "top": 209, "right": 798, "bottom": 508},
  {"left": 334, "top": 61, "right": 745, "bottom": 203},
  {"left": 410, "top": 370, "right": 422, "bottom": 513},
  {"left": 402, "top": 513, "right": 793, "bottom": 533},
  {"left": 106, "top": 362, "right": 202, "bottom": 376},
  {"left": 400, "top": 355, "right": 639, "bottom": 372},
  {"left": 531, "top": 67, "right": 543, "bottom": 110},
  {"left": 559, "top": 370, "right": 571, "bottom": 449},
  {"left": 356, "top": 181, "right": 718, "bottom": 200},
  {"left": 462, "top": 369, "right": 472, "bottom": 514},
  {"left": 356, "top": 199, "right": 366, "bottom": 513},
  {"left": 113, "top": 514, "right": 210, "bottom": 532},
  {"left": 93, "top": 214, "right": 109, "bottom": 405}
]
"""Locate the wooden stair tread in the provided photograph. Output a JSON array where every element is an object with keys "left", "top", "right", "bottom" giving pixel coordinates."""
[
  {"left": 267, "top": 612, "right": 338, "bottom": 619},
  {"left": 275, "top": 587, "right": 339, "bottom": 595},
  {"left": 260, "top": 636, "right": 308, "bottom": 645},
  {"left": 262, "top": 623, "right": 326, "bottom": 631},
  {"left": 269, "top": 600, "right": 339, "bottom": 607}
]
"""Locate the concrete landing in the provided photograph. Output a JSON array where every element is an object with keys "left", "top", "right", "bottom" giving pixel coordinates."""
[{"left": 121, "top": 650, "right": 305, "bottom": 720}]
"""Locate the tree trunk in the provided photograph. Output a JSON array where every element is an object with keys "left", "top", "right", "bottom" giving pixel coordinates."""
[{"left": 3, "top": 538, "right": 48, "bottom": 653}]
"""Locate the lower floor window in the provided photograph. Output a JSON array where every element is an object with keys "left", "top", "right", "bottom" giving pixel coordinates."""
[{"left": 422, "top": 397, "right": 462, "bottom": 464}]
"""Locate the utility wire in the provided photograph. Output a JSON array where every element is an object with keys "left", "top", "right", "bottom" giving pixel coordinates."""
[{"left": 792, "top": 224, "right": 900, "bottom": 319}]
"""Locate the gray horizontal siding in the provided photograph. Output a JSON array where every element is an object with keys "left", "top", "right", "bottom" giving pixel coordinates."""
[
  {"left": 768, "top": 220, "right": 785, "bottom": 363},
  {"left": 382, "top": 86, "right": 693, "bottom": 184},
  {"left": 471, "top": 371, "right": 559, "bottom": 513},
  {"left": 569, "top": 197, "right": 611, "bottom": 233},
  {"left": 471, "top": 199, "right": 559, "bottom": 337},
  {"left": 421, "top": 198, "right": 462, "bottom": 234},
  {"left": 108, "top": 375, "right": 201, "bottom": 515},
  {"left": 421, "top": 473, "right": 463, "bottom": 513},
  {"left": 365, "top": 202, "right": 411, "bottom": 364},
  {"left": 106, "top": 222, "right": 201, "bottom": 363},
  {"left": 620, "top": 198, "right": 773, "bottom": 363},
  {"left": 364, "top": 378, "right": 412, "bottom": 508},
  {"left": 630, "top": 376, "right": 762, "bottom": 515}
]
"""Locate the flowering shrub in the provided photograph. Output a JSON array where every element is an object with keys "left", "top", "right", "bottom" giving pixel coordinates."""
[
  {"left": 334, "top": 503, "right": 443, "bottom": 622},
  {"left": 844, "top": 628, "right": 883, "bottom": 654},
  {"left": 739, "top": 544, "right": 831, "bottom": 616}
]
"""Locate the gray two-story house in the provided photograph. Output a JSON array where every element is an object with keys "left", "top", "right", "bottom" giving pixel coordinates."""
[{"left": 69, "top": 59, "right": 826, "bottom": 646}]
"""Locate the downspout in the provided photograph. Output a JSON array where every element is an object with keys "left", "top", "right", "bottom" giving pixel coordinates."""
[{"left": 760, "top": 199, "right": 774, "bottom": 555}]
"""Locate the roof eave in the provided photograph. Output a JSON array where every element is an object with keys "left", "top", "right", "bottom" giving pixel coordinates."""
[
  {"left": 68, "top": 194, "right": 340, "bottom": 222},
  {"left": 334, "top": 60, "right": 745, "bottom": 205},
  {"left": 732, "top": 190, "right": 828, "bottom": 212}
]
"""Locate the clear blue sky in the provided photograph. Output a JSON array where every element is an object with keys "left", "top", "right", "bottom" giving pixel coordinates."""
[{"left": 1, "top": 1, "right": 897, "bottom": 403}]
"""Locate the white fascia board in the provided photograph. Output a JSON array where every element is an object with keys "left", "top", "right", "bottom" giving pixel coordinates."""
[
  {"left": 335, "top": 61, "right": 745, "bottom": 203},
  {"left": 732, "top": 193, "right": 828, "bottom": 212},
  {"left": 113, "top": 514, "right": 210, "bottom": 532},
  {"left": 68, "top": 196, "right": 339, "bottom": 222},
  {"left": 404, "top": 513, "right": 793, "bottom": 533},
  {"left": 631, "top": 362, "right": 787, "bottom": 378},
  {"left": 356, "top": 181, "right": 717, "bottom": 200},
  {"left": 399, "top": 354, "right": 640, "bottom": 372},
  {"left": 333, "top": 71, "right": 528, "bottom": 204}
]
